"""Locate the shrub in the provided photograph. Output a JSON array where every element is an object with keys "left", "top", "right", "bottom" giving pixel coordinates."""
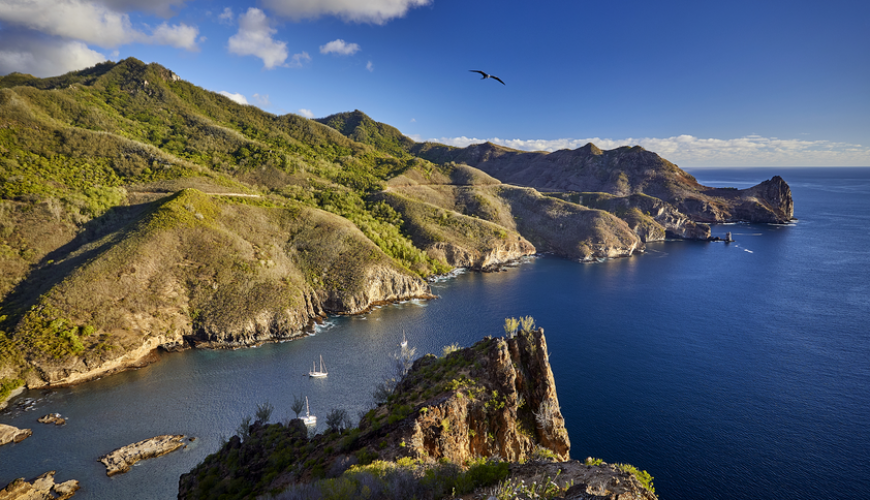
[
  {"left": 617, "top": 463, "right": 655, "bottom": 494},
  {"left": 255, "top": 401, "right": 274, "bottom": 423}
]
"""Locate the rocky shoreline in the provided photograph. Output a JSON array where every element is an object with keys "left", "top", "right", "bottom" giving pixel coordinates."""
[
  {"left": 0, "top": 472, "right": 80, "bottom": 500},
  {"left": 0, "top": 423, "right": 32, "bottom": 446}
]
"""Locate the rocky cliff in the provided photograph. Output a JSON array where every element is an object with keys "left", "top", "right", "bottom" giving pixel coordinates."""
[{"left": 178, "top": 329, "right": 656, "bottom": 500}]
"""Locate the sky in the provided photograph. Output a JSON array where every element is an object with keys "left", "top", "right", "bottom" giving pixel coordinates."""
[{"left": 1, "top": 0, "right": 868, "bottom": 167}]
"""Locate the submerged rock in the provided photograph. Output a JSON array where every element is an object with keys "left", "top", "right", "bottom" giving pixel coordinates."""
[
  {"left": 99, "top": 435, "right": 186, "bottom": 476},
  {"left": 0, "top": 471, "right": 80, "bottom": 500}
]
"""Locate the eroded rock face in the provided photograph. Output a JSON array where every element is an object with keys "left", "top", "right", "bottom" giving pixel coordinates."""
[
  {"left": 0, "top": 471, "right": 80, "bottom": 500},
  {"left": 99, "top": 435, "right": 186, "bottom": 476},
  {"left": 426, "top": 239, "right": 536, "bottom": 271},
  {"left": 369, "top": 328, "right": 571, "bottom": 465},
  {"left": 0, "top": 424, "right": 31, "bottom": 446}
]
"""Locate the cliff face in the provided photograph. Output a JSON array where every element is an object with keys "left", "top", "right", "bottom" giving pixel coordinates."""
[{"left": 384, "top": 329, "right": 571, "bottom": 464}]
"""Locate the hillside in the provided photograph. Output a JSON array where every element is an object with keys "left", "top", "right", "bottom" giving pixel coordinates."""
[
  {"left": 412, "top": 142, "right": 794, "bottom": 223},
  {"left": 0, "top": 58, "right": 791, "bottom": 401}
]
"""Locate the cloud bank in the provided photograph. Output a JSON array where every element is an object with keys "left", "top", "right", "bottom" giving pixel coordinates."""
[
  {"left": 429, "top": 134, "right": 870, "bottom": 167},
  {"left": 0, "top": 0, "right": 199, "bottom": 49},
  {"left": 0, "top": 0, "right": 199, "bottom": 76},
  {"left": 261, "top": 0, "right": 431, "bottom": 24},
  {"left": 0, "top": 31, "right": 107, "bottom": 77}
]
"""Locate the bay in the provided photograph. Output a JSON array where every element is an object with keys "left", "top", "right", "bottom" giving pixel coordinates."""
[{"left": 1, "top": 167, "right": 869, "bottom": 500}]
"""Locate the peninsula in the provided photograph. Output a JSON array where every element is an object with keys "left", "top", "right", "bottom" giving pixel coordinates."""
[{"left": 0, "top": 58, "right": 793, "bottom": 402}]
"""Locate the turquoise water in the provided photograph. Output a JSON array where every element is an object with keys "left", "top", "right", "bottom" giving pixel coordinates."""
[{"left": 1, "top": 167, "right": 868, "bottom": 499}]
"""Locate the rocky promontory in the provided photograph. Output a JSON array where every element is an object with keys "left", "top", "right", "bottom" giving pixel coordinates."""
[
  {"left": 99, "top": 434, "right": 186, "bottom": 476},
  {"left": 0, "top": 423, "right": 31, "bottom": 446},
  {"left": 178, "top": 329, "right": 656, "bottom": 500},
  {"left": 0, "top": 472, "right": 80, "bottom": 500}
]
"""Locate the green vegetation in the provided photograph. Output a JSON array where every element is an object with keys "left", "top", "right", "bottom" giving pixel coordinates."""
[
  {"left": 0, "top": 376, "right": 24, "bottom": 402},
  {"left": 617, "top": 463, "right": 656, "bottom": 494}
]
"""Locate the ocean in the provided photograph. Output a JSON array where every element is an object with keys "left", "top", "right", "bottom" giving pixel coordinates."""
[{"left": 1, "top": 167, "right": 868, "bottom": 499}]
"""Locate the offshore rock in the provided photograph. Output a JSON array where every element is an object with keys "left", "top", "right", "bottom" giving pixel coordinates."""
[
  {"left": 99, "top": 435, "right": 186, "bottom": 476},
  {"left": 0, "top": 472, "right": 80, "bottom": 500},
  {"left": 38, "top": 413, "right": 66, "bottom": 425},
  {"left": 0, "top": 424, "right": 32, "bottom": 446}
]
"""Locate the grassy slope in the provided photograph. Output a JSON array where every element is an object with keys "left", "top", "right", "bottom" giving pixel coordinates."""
[{"left": 0, "top": 58, "right": 648, "bottom": 393}]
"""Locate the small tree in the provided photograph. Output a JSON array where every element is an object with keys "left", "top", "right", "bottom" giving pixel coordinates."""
[
  {"left": 503, "top": 317, "right": 520, "bottom": 338},
  {"left": 519, "top": 316, "right": 535, "bottom": 332},
  {"left": 326, "top": 408, "right": 353, "bottom": 432},
  {"left": 236, "top": 415, "right": 253, "bottom": 441},
  {"left": 291, "top": 394, "right": 305, "bottom": 419},
  {"left": 255, "top": 401, "right": 274, "bottom": 423}
]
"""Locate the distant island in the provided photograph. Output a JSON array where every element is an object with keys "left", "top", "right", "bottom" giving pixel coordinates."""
[{"left": 0, "top": 58, "right": 792, "bottom": 403}]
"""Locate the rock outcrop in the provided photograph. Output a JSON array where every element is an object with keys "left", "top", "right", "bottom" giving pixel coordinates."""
[
  {"left": 180, "top": 330, "right": 585, "bottom": 499},
  {"left": 0, "top": 424, "right": 31, "bottom": 446},
  {"left": 383, "top": 328, "right": 571, "bottom": 463},
  {"left": 99, "top": 434, "right": 186, "bottom": 476},
  {"left": 37, "top": 414, "right": 66, "bottom": 425},
  {"left": 509, "top": 461, "right": 657, "bottom": 500},
  {"left": 0, "top": 472, "right": 80, "bottom": 500}
]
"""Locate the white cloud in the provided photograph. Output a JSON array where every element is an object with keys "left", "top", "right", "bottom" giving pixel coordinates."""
[
  {"left": 150, "top": 22, "right": 199, "bottom": 50},
  {"left": 0, "top": 0, "right": 199, "bottom": 50},
  {"left": 428, "top": 134, "right": 870, "bottom": 167},
  {"left": 252, "top": 93, "right": 271, "bottom": 107},
  {"left": 228, "top": 8, "right": 288, "bottom": 69},
  {"left": 366, "top": 60, "right": 373, "bottom": 72},
  {"left": 287, "top": 51, "right": 311, "bottom": 68},
  {"left": 297, "top": 108, "right": 315, "bottom": 118},
  {"left": 261, "top": 0, "right": 431, "bottom": 24},
  {"left": 218, "top": 7, "right": 234, "bottom": 24},
  {"left": 218, "top": 91, "right": 248, "bottom": 105},
  {"left": 0, "top": 31, "right": 107, "bottom": 77},
  {"left": 319, "top": 39, "right": 360, "bottom": 56}
]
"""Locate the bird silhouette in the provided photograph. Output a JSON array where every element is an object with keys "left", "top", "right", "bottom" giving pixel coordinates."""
[{"left": 469, "top": 70, "right": 505, "bottom": 85}]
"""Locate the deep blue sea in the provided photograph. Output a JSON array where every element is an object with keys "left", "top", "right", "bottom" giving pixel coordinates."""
[{"left": 1, "top": 167, "right": 868, "bottom": 499}]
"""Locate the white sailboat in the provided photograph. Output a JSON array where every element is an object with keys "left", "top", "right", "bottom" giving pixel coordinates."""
[
  {"left": 301, "top": 396, "right": 316, "bottom": 426},
  {"left": 400, "top": 330, "right": 408, "bottom": 349},
  {"left": 309, "top": 355, "right": 327, "bottom": 378}
]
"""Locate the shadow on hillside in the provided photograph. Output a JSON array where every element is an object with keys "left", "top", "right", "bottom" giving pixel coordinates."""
[{"left": 1, "top": 197, "right": 166, "bottom": 324}]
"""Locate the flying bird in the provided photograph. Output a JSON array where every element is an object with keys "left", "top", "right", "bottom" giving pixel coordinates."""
[{"left": 469, "top": 70, "right": 505, "bottom": 85}]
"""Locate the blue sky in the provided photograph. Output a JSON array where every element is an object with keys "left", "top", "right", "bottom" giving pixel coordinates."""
[{"left": 1, "top": 0, "right": 868, "bottom": 166}]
